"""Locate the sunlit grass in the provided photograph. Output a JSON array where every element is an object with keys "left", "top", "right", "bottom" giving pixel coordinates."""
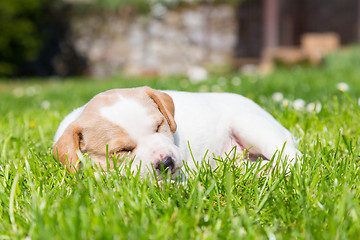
[{"left": 0, "top": 47, "right": 360, "bottom": 239}]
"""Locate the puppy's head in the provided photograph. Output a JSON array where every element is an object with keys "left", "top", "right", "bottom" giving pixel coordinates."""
[{"left": 53, "top": 87, "right": 181, "bottom": 178}]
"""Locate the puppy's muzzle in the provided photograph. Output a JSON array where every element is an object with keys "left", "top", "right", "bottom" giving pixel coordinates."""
[{"left": 156, "top": 156, "right": 175, "bottom": 173}]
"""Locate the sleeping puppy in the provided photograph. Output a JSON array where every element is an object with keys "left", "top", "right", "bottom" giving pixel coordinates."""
[{"left": 53, "top": 86, "right": 301, "bottom": 178}]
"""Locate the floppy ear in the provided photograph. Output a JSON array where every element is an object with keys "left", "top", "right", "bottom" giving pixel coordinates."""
[
  {"left": 53, "top": 123, "right": 83, "bottom": 172},
  {"left": 144, "top": 87, "right": 177, "bottom": 133}
]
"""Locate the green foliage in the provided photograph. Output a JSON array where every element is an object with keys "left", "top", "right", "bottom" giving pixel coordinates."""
[
  {"left": 88, "top": 0, "right": 244, "bottom": 12},
  {"left": 0, "top": 47, "right": 360, "bottom": 238},
  {"left": 0, "top": 0, "right": 51, "bottom": 76},
  {"left": 92, "top": 0, "right": 151, "bottom": 12}
]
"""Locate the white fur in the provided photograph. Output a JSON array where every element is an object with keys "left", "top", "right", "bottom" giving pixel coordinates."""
[
  {"left": 164, "top": 91, "right": 301, "bottom": 170},
  {"left": 100, "top": 96, "right": 154, "bottom": 141}
]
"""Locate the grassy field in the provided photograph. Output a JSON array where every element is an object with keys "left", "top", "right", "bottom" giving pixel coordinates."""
[{"left": 0, "top": 46, "right": 360, "bottom": 239}]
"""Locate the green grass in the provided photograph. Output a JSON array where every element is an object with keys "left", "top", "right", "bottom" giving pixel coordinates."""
[{"left": 1, "top": 46, "right": 360, "bottom": 239}]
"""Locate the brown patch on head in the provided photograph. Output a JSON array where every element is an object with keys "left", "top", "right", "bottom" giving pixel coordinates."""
[
  {"left": 80, "top": 118, "right": 137, "bottom": 169},
  {"left": 53, "top": 115, "right": 138, "bottom": 171}
]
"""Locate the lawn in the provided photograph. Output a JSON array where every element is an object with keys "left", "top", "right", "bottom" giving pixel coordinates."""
[{"left": 0, "top": 46, "right": 360, "bottom": 239}]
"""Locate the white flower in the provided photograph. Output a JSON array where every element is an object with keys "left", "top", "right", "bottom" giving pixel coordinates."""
[
  {"left": 358, "top": 97, "right": 360, "bottom": 106},
  {"left": 337, "top": 82, "right": 349, "bottom": 92},
  {"left": 272, "top": 92, "right": 283, "bottom": 102},
  {"left": 187, "top": 66, "right": 208, "bottom": 83},
  {"left": 41, "top": 101, "right": 51, "bottom": 110},
  {"left": 306, "top": 102, "right": 322, "bottom": 113},
  {"left": 293, "top": 99, "right": 306, "bottom": 111},
  {"left": 231, "top": 76, "right": 241, "bottom": 86},
  {"left": 306, "top": 102, "right": 315, "bottom": 112},
  {"left": 282, "top": 99, "right": 290, "bottom": 108},
  {"left": 315, "top": 102, "right": 322, "bottom": 113}
]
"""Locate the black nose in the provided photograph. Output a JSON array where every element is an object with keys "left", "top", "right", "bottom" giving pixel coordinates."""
[{"left": 156, "top": 156, "right": 175, "bottom": 172}]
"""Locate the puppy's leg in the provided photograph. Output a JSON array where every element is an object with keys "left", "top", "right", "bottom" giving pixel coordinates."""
[{"left": 229, "top": 112, "right": 301, "bottom": 169}]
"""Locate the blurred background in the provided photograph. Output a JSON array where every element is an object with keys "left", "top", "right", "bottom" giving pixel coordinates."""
[{"left": 0, "top": 0, "right": 359, "bottom": 78}]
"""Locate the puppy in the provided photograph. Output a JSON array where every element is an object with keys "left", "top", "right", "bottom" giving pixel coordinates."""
[{"left": 53, "top": 86, "right": 301, "bottom": 177}]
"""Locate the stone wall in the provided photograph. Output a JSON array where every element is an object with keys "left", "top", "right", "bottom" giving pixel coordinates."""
[{"left": 70, "top": 5, "right": 237, "bottom": 77}]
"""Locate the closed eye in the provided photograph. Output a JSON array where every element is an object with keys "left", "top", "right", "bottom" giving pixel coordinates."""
[
  {"left": 112, "top": 146, "right": 135, "bottom": 155},
  {"left": 155, "top": 119, "right": 165, "bottom": 133}
]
